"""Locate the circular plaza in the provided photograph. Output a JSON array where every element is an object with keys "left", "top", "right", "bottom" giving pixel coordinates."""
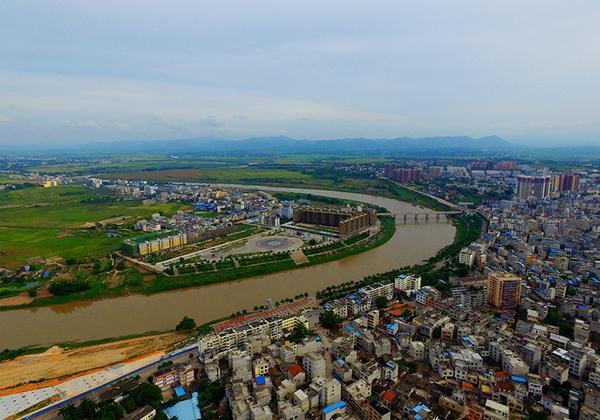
[{"left": 246, "top": 235, "right": 304, "bottom": 253}]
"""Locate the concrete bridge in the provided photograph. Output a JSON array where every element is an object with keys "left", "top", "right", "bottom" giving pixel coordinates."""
[{"left": 379, "top": 210, "right": 463, "bottom": 223}]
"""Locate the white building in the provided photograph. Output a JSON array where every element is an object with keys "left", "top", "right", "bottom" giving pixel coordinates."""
[
  {"left": 358, "top": 281, "right": 394, "bottom": 302},
  {"left": 320, "top": 379, "right": 341, "bottom": 407},
  {"left": 394, "top": 274, "right": 422, "bottom": 295},
  {"left": 303, "top": 353, "right": 326, "bottom": 381},
  {"left": 459, "top": 247, "right": 476, "bottom": 267},
  {"left": 484, "top": 399, "right": 509, "bottom": 420},
  {"left": 410, "top": 341, "right": 426, "bottom": 361}
]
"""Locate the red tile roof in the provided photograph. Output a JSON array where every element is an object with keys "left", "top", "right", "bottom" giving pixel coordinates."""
[
  {"left": 382, "top": 390, "right": 395, "bottom": 402},
  {"left": 493, "top": 371, "right": 510, "bottom": 379},
  {"left": 288, "top": 364, "right": 304, "bottom": 378}
]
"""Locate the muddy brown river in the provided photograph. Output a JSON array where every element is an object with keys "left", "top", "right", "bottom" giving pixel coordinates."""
[{"left": 0, "top": 185, "right": 455, "bottom": 349}]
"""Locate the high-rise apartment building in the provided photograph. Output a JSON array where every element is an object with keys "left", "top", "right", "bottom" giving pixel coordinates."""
[
  {"left": 516, "top": 175, "right": 551, "bottom": 200},
  {"left": 487, "top": 272, "right": 522, "bottom": 309},
  {"left": 493, "top": 161, "right": 518, "bottom": 171},
  {"left": 429, "top": 166, "right": 443, "bottom": 178},
  {"left": 552, "top": 173, "right": 580, "bottom": 193},
  {"left": 391, "top": 168, "right": 424, "bottom": 183}
]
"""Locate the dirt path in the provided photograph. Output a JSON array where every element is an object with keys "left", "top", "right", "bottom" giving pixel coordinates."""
[{"left": 0, "top": 332, "right": 186, "bottom": 390}]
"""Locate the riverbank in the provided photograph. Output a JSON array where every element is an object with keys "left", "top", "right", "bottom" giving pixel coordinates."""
[
  {"left": 0, "top": 186, "right": 455, "bottom": 348},
  {"left": 317, "top": 212, "right": 484, "bottom": 301},
  {"left": 0, "top": 213, "right": 479, "bottom": 389},
  {"left": 0, "top": 331, "right": 188, "bottom": 391},
  {"left": 0, "top": 215, "right": 396, "bottom": 312}
]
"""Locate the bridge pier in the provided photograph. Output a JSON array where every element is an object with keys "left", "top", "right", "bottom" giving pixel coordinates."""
[
  {"left": 425, "top": 213, "right": 429, "bottom": 221},
  {"left": 436, "top": 214, "right": 440, "bottom": 221},
  {"left": 414, "top": 214, "right": 418, "bottom": 221}
]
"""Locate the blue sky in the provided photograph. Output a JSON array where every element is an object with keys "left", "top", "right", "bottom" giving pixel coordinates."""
[{"left": 0, "top": 1, "right": 599, "bottom": 145}]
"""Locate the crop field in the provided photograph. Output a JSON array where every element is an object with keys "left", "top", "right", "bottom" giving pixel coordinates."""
[
  {"left": 0, "top": 184, "right": 190, "bottom": 268},
  {"left": 104, "top": 167, "right": 313, "bottom": 184},
  {"left": 27, "top": 155, "right": 246, "bottom": 175},
  {"left": 0, "top": 175, "right": 32, "bottom": 185}
]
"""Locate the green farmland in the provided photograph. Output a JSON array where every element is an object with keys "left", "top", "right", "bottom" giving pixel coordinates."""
[
  {"left": 104, "top": 167, "right": 314, "bottom": 185},
  {"left": 0, "top": 184, "right": 189, "bottom": 268}
]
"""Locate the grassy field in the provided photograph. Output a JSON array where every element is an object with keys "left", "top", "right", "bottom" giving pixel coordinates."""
[
  {"left": 27, "top": 155, "right": 247, "bottom": 175},
  {"left": 0, "top": 174, "right": 32, "bottom": 185},
  {"left": 104, "top": 167, "right": 313, "bottom": 184},
  {"left": 0, "top": 184, "right": 190, "bottom": 268},
  {"left": 28, "top": 154, "right": 396, "bottom": 175}
]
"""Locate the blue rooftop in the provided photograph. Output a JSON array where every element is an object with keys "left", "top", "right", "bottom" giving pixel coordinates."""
[
  {"left": 163, "top": 391, "right": 202, "bottom": 419},
  {"left": 511, "top": 376, "right": 527, "bottom": 383},
  {"left": 412, "top": 404, "right": 430, "bottom": 413},
  {"left": 345, "top": 325, "right": 354, "bottom": 331},
  {"left": 323, "top": 401, "right": 346, "bottom": 414},
  {"left": 256, "top": 375, "right": 266, "bottom": 385},
  {"left": 174, "top": 386, "right": 186, "bottom": 397},
  {"left": 463, "top": 336, "right": 476, "bottom": 345}
]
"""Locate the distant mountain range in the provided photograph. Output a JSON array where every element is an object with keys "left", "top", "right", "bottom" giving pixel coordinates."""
[
  {"left": 1, "top": 135, "right": 514, "bottom": 154},
  {"left": 2, "top": 135, "right": 599, "bottom": 158}
]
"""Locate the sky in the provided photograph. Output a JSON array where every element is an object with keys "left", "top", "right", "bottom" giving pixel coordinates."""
[{"left": 0, "top": 1, "right": 599, "bottom": 146}]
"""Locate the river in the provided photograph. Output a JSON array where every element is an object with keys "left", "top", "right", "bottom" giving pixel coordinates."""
[{"left": 0, "top": 185, "right": 455, "bottom": 349}]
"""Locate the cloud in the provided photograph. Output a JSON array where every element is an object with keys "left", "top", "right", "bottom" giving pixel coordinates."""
[
  {"left": 111, "top": 122, "right": 132, "bottom": 131},
  {"left": 0, "top": 114, "right": 13, "bottom": 124},
  {"left": 198, "top": 115, "right": 224, "bottom": 128},
  {"left": 67, "top": 119, "right": 102, "bottom": 129},
  {"left": 0, "top": 1, "right": 599, "bottom": 144}
]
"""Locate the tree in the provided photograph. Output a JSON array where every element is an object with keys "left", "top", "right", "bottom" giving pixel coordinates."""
[
  {"left": 97, "top": 399, "right": 124, "bottom": 419},
  {"left": 526, "top": 411, "right": 548, "bottom": 420},
  {"left": 92, "top": 259, "right": 102, "bottom": 274},
  {"left": 176, "top": 316, "right": 197, "bottom": 332},
  {"left": 59, "top": 404, "right": 80, "bottom": 420},
  {"left": 289, "top": 323, "right": 313, "bottom": 343},
  {"left": 65, "top": 257, "right": 78, "bottom": 266},
  {"left": 59, "top": 398, "right": 122, "bottom": 420},
  {"left": 432, "top": 326, "right": 442, "bottom": 339},
  {"left": 375, "top": 296, "right": 389, "bottom": 309},
  {"left": 454, "top": 263, "right": 470, "bottom": 277},
  {"left": 49, "top": 280, "right": 90, "bottom": 296},
  {"left": 320, "top": 311, "right": 343, "bottom": 330},
  {"left": 128, "top": 382, "right": 163, "bottom": 409},
  {"left": 401, "top": 309, "right": 413, "bottom": 319}
]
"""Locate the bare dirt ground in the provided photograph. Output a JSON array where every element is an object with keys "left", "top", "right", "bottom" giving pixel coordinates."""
[
  {"left": 0, "top": 332, "right": 185, "bottom": 391},
  {"left": 291, "top": 250, "right": 309, "bottom": 265},
  {"left": 0, "top": 293, "right": 33, "bottom": 307}
]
